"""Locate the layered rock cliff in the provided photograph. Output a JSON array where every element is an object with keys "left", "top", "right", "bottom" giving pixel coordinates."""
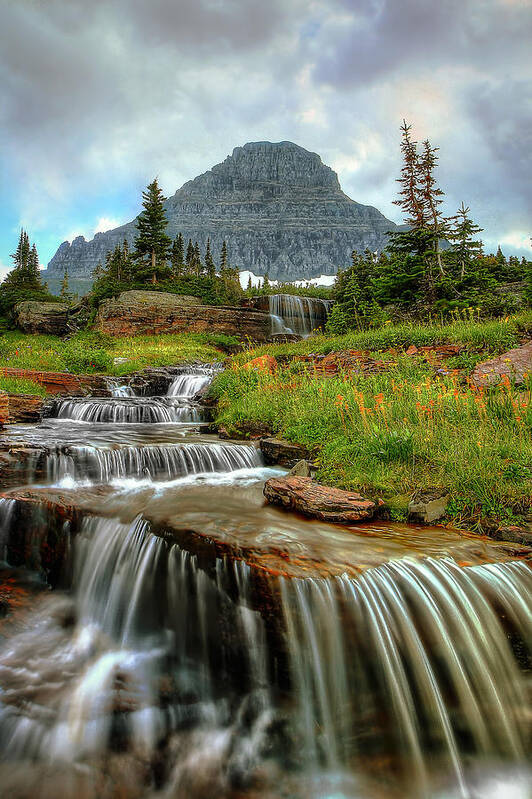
[{"left": 46, "top": 141, "right": 398, "bottom": 284}]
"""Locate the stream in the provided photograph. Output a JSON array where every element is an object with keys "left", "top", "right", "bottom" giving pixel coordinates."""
[{"left": 0, "top": 363, "right": 530, "bottom": 798}]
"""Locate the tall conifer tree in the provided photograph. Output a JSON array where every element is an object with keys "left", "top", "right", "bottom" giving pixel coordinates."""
[{"left": 133, "top": 178, "right": 171, "bottom": 283}]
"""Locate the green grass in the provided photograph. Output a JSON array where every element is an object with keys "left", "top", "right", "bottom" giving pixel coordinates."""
[
  {"left": 0, "top": 376, "right": 46, "bottom": 396},
  {"left": 0, "top": 331, "right": 229, "bottom": 376},
  {"left": 232, "top": 311, "right": 532, "bottom": 363},
  {"left": 211, "top": 328, "right": 532, "bottom": 530}
]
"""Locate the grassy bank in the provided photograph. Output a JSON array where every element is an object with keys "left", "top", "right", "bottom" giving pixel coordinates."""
[
  {"left": 211, "top": 315, "right": 532, "bottom": 530},
  {"left": 0, "top": 376, "right": 47, "bottom": 396},
  {"left": 0, "top": 331, "right": 231, "bottom": 378}
]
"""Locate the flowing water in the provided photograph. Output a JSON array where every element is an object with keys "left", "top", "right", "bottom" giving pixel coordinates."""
[
  {"left": 0, "top": 364, "right": 530, "bottom": 798},
  {"left": 268, "top": 294, "right": 332, "bottom": 337}
]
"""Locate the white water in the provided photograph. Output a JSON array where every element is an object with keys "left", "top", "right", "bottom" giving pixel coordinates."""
[
  {"left": 45, "top": 442, "right": 262, "bottom": 484},
  {"left": 268, "top": 293, "right": 332, "bottom": 337},
  {"left": 47, "top": 397, "right": 203, "bottom": 423},
  {"left": 167, "top": 369, "right": 214, "bottom": 398},
  {"left": 1, "top": 362, "right": 531, "bottom": 798},
  {"left": 280, "top": 557, "right": 532, "bottom": 794}
]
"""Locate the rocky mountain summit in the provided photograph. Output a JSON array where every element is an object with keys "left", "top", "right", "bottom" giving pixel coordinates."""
[{"left": 46, "top": 141, "right": 398, "bottom": 283}]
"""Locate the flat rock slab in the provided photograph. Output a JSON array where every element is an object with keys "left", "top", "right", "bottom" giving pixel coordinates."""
[
  {"left": 264, "top": 475, "right": 382, "bottom": 522},
  {"left": 472, "top": 340, "right": 532, "bottom": 386},
  {"left": 95, "top": 290, "right": 270, "bottom": 340}
]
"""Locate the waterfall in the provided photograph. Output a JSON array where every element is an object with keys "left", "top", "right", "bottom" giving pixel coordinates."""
[
  {"left": 45, "top": 442, "right": 262, "bottom": 484},
  {"left": 0, "top": 515, "right": 272, "bottom": 769},
  {"left": 46, "top": 397, "right": 203, "bottom": 423},
  {"left": 280, "top": 557, "right": 532, "bottom": 792},
  {"left": 106, "top": 379, "right": 135, "bottom": 397},
  {"left": 268, "top": 294, "right": 332, "bottom": 337},
  {"left": 167, "top": 367, "right": 216, "bottom": 398},
  {"left": 0, "top": 498, "right": 16, "bottom": 562}
]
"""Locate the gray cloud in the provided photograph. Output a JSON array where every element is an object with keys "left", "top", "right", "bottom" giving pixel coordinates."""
[{"left": 0, "top": 0, "right": 530, "bottom": 261}]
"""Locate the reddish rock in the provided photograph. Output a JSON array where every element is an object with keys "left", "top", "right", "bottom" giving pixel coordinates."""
[
  {"left": 95, "top": 290, "right": 270, "bottom": 340},
  {"left": 263, "top": 476, "right": 382, "bottom": 523},
  {"left": 6, "top": 394, "right": 44, "bottom": 423},
  {"left": 405, "top": 344, "right": 418, "bottom": 356},
  {"left": 0, "top": 367, "right": 109, "bottom": 396},
  {"left": 242, "top": 354, "right": 278, "bottom": 373},
  {"left": 472, "top": 340, "right": 532, "bottom": 387},
  {"left": 0, "top": 392, "right": 8, "bottom": 427}
]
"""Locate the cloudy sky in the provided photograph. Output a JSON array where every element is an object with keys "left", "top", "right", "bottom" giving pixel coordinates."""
[{"left": 1, "top": 0, "right": 531, "bottom": 277}]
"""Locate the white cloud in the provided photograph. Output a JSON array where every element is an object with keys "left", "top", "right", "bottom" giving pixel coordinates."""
[
  {"left": 0, "top": 259, "right": 12, "bottom": 282},
  {"left": 94, "top": 217, "right": 123, "bottom": 234},
  {"left": 497, "top": 231, "right": 532, "bottom": 251}
]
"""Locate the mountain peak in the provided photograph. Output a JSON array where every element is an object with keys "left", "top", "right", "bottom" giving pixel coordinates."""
[{"left": 46, "top": 140, "right": 396, "bottom": 284}]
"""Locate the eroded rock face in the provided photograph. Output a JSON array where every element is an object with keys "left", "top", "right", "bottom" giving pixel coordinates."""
[
  {"left": 45, "top": 141, "right": 398, "bottom": 285},
  {"left": 14, "top": 301, "right": 71, "bottom": 335},
  {"left": 263, "top": 475, "right": 383, "bottom": 523},
  {"left": 95, "top": 290, "right": 270, "bottom": 340},
  {"left": 472, "top": 340, "right": 532, "bottom": 386},
  {"left": 5, "top": 394, "right": 44, "bottom": 424}
]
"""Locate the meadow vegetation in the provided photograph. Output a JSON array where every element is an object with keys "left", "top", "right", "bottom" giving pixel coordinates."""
[
  {"left": 0, "top": 330, "right": 227, "bottom": 377},
  {"left": 211, "top": 313, "right": 532, "bottom": 530}
]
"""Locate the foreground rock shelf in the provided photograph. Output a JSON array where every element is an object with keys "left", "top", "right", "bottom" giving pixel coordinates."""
[{"left": 2, "top": 484, "right": 530, "bottom": 589}]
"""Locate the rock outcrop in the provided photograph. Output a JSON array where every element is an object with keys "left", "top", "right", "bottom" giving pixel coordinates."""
[
  {"left": 95, "top": 290, "right": 270, "bottom": 340},
  {"left": 260, "top": 437, "right": 310, "bottom": 467},
  {"left": 263, "top": 475, "right": 383, "bottom": 523},
  {"left": 14, "top": 301, "right": 71, "bottom": 335},
  {"left": 471, "top": 340, "right": 532, "bottom": 387},
  {"left": 45, "top": 141, "right": 398, "bottom": 285}
]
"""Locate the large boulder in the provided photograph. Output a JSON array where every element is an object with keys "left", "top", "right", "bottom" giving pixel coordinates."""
[
  {"left": 263, "top": 475, "right": 383, "bottom": 523},
  {"left": 14, "top": 301, "right": 70, "bottom": 335},
  {"left": 472, "top": 340, "right": 532, "bottom": 386},
  {"left": 95, "top": 290, "right": 270, "bottom": 340}
]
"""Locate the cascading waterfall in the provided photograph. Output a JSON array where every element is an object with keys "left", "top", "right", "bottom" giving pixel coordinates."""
[
  {"left": 45, "top": 442, "right": 262, "bottom": 484},
  {"left": 280, "top": 557, "right": 532, "bottom": 794},
  {"left": 46, "top": 397, "right": 203, "bottom": 423},
  {"left": 106, "top": 378, "right": 135, "bottom": 397},
  {"left": 167, "top": 368, "right": 216, "bottom": 398},
  {"left": 268, "top": 294, "right": 332, "bottom": 337},
  {"left": 0, "top": 515, "right": 273, "bottom": 775}
]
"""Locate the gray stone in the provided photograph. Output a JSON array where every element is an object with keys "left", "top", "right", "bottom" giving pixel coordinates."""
[
  {"left": 260, "top": 437, "right": 310, "bottom": 467},
  {"left": 288, "top": 459, "right": 312, "bottom": 478},
  {"left": 14, "top": 300, "right": 70, "bottom": 335},
  {"left": 44, "top": 141, "right": 398, "bottom": 286},
  {"left": 408, "top": 489, "right": 450, "bottom": 524}
]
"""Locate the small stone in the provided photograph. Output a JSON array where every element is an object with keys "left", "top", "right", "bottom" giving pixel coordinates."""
[
  {"left": 288, "top": 459, "right": 312, "bottom": 478},
  {"left": 408, "top": 489, "right": 449, "bottom": 524}
]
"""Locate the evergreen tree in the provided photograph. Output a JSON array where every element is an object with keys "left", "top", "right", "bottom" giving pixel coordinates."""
[
  {"left": 133, "top": 178, "right": 171, "bottom": 283},
  {"left": 185, "top": 239, "right": 195, "bottom": 273},
  {"left": 262, "top": 272, "right": 270, "bottom": 291},
  {"left": 447, "top": 203, "right": 483, "bottom": 280},
  {"left": 193, "top": 241, "right": 203, "bottom": 276},
  {"left": 60, "top": 269, "right": 73, "bottom": 302},
  {"left": 171, "top": 233, "right": 185, "bottom": 278},
  {"left": 220, "top": 241, "right": 228, "bottom": 274},
  {"left": 419, "top": 139, "right": 447, "bottom": 276},
  {"left": 0, "top": 230, "right": 51, "bottom": 315},
  {"left": 205, "top": 239, "right": 216, "bottom": 279}
]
